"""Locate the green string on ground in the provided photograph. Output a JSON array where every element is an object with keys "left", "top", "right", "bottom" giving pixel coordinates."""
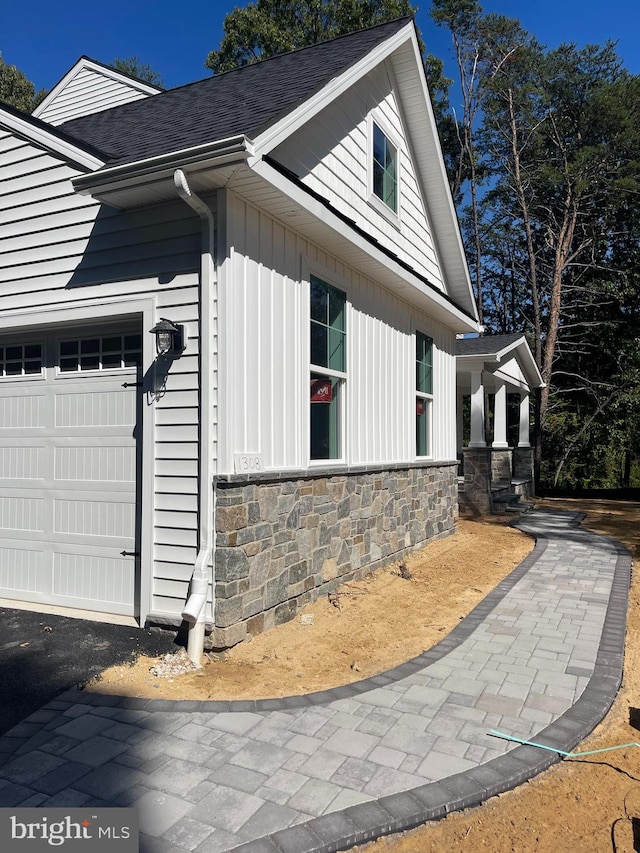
[{"left": 489, "top": 729, "right": 640, "bottom": 757}]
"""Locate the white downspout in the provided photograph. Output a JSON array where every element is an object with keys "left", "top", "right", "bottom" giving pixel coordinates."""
[{"left": 173, "top": 169, "right": 215, "bottom": 666}]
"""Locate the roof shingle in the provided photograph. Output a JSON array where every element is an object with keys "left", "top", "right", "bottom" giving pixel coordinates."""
[
  {"left": 456, "top": 333, "right": 524, "bottom": 357},
  {"left": 59, "top": 18, "right": 411, "bottom": 167}
]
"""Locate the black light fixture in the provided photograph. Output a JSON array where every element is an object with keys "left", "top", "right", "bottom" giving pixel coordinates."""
[{"left": 150, "top": 318, "right": 185, "bottom": 357}]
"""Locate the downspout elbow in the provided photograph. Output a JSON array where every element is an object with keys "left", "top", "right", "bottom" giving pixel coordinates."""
[{"left": 182, "top": 574, "right": 209, "bottom": 624}]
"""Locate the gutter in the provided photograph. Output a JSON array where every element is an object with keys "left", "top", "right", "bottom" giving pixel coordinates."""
[
  {"left": 173, "top": 168, "right": 216, "bottom": 666},
  {"left": 73, "top": 135, "right": 251, "bottom": 195}
]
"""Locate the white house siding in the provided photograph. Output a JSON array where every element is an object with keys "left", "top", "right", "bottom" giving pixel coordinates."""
[
  {"left": 270, "top": 63, "right": 444, "bottom": 291},
  {"left": 0, "top": 128, "right": 203, "bottom": 622},
  {"left": 218, "top": 191, "right": 457, "bottom": 476},
  {"left": 35, "top": 67, "right": 154, "bottom": 126}
]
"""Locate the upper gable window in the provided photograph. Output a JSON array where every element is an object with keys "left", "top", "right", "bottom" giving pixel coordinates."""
[{"left": 372, "top": 122, "right": 398, "bottom": 213}]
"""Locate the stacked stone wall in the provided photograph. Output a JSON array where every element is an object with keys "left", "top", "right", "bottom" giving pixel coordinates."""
[{"left": 211, "top": 464, "right": 458, "bottom": 648}]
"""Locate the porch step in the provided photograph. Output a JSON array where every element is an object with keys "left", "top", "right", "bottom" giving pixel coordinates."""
[{"left": 491, "top": 490, "right": 534, "bottom": 514}]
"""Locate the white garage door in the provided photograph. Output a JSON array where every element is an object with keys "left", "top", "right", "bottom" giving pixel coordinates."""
[{"left": 0, "top": 324, "right": 141, "bottom": 616}]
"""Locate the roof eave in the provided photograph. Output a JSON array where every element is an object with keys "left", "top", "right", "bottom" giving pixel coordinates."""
[
  {"left": 71, "top": 135, "right": 252, "bottom": 198},
  {"left": 0, "top": 104, "right": 105, "bottom": 171}
]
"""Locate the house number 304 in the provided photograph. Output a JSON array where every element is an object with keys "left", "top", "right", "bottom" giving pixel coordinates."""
[{"left": 234, "top": 453, "right": 264, "bottom": 474}]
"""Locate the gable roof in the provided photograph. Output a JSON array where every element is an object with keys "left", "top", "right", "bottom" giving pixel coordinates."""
[
  {"left": 31, "top": 17, "right": 478, "bottom": 330},
  {"left": 59, "top": 18, "right": 411, "bottom": 168},
  {"left": 456, "top": 333, "right": 523, "bottom": 357},
  {"left": 33, "top": 56, "right": 162, "bottom": 127},
  {"left": 456, "top": 334, "right": 544, "bottom": 389}
]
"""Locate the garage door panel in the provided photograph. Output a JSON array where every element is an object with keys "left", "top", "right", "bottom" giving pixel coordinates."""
[
  {"left": 52, "top": 548, "right": 135, "bottom": 610},
  {"left": 0, "top": 392, "right": 46, "bottom": 430},
  {"left": 54, "top": 496, "right": 135, "bottom": 540},
  {"left": 0, "top": 544, "right": 45, "bottom": 594},
  {"left": 54, "top": 444, "right": 136, "bottom": 483},
  {"left": 0, "top": 495, "right": 44, "bottom": 533},
  {"left": 55, "top": 388, "right": 136, "bottom": 428},
  {"left": 0, "top": 444, "right": 46, "bottom": 479}
]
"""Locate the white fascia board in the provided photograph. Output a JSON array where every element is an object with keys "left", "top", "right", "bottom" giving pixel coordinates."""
[
  {"left": 33, "top": 57, "right": 161, "bottom": 119},
  {"left": 398, "top": 30, "right": 478, "bottom": 325},
  {"left": 491, "top": 338, "right": 544, "bottom": 389},
  {"left": 249, "top": 22, "right": 415, "bottom": 157},
  {"left": 252, "top": 157, "right": 480, "bottom": 333},
  {"left": 512, "top": 342, "right": 544, "bottom": 389},
  {"left": 456, "top": 356, "right": 490, "bottom": 373},
  {"left": 72, "top": 135, "right": 252, "bottom": 195},
  {"left": 0, "top": 108, "right": 105, "bottom": 171}
]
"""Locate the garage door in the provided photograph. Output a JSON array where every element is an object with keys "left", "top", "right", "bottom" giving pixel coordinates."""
[{"left": 0, "top": 324, "right": 141, "bottom": 617}]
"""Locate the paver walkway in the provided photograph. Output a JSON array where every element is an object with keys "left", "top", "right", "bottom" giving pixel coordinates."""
[{"left": 0, "top": 510, "right": 631, "bottom": 853}]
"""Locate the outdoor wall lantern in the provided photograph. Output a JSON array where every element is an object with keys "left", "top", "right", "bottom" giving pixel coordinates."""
[{"left": 150, "top": 318, "right": 185, "bottom": 357}]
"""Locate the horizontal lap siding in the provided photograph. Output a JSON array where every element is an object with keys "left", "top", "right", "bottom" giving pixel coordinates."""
[
  {"left": 36, "top": 67, "right": 153, "bottom": 126},
  {"left": 0, "top": 132, "right": 205, "bottom": 620},
  {"left": 219, "top": 192, "right": 456, "bottom": 474},
  {"left": 271, "top": 64, "right": 443, "bottom": 289}
]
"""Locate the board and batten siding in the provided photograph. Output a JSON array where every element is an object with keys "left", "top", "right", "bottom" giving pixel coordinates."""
[
  {"left": 217, "top": 190, "right": 457, "bottom": 476},
  {"left": 35, "top": 66, "right": 155, "bottom": 126},
  {"left": 271, "top": 62, "right": 443, "bottom": 291},
  {"left": 0, "top": 127, "right": 204, "bottom": 622}
]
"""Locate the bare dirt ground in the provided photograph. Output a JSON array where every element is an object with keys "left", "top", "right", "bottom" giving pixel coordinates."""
[
  {"left": 86, "top": 498, "right": 640, "bottom": 853},
  {"left": 87, "top": 517, "right": 533, "bottom": 700}
]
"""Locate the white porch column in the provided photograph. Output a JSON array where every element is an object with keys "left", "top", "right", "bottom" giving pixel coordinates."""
[
  {"left": 456, "top": 389, "right": 465, "bottom": 453},
  {"left": 492, "top": 381, "right": 509, "bottom": 448},
  {"left": 518, "top": 393, "right": 531, "bottom": 447},
  {"left": 469, "top": 370, "right": 486, "bottom": 447}
]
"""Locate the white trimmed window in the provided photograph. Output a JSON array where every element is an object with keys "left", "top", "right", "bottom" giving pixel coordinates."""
[
  {"left": 309, "top": 275, "right": 346, "bottom": 461},
  {"left": 416, "top": 332, "right": 433, "bottom": 457},
  {"left": 372, "top": 121, "right": 398, "bottom": 213},
  {"left": 58, "top": 333, "right": 142, "bottom": 373},
  {"left": 0, "top": 343, "right": 43, "bottom": 378}
]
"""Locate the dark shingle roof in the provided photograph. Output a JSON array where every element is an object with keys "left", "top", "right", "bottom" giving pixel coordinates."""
[
  {"left": 456, "top": 333, "right": 524, "bottom": 357},
  {"left": 59, "top": 18, "right": 411, "bottom": 167}
]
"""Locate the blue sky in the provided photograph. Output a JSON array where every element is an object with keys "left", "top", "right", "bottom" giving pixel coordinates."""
[{"left": 2, "top": 0, "right": 638, "bottom": 97}]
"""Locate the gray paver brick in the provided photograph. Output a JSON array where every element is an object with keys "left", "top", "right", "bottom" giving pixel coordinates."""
[
  {"left": 63, "top": 735, "right": 129, "bottom": 767},
  {"left": 230, "top": 741, "right": 293, "bottom": 775},
  {"left": 236, "top": 801, "right": 299, "bottom": 841},
  {"left": 323, "top": 728, "right": 379, "bottom": 759},
  {"left": 52, "top": 713, "right": 114, "bottom": 740},
  {"left": 208, "top": 764, "right": 269, "bottom": 794},
  {"left": 191, "top": 785, "right": 264, "bottom": 833},
  {"left": 135, "top": 789, "right": 194, "bottom": 836},
  {"left": 0, "top": 751, "right": 65, "bottom": 785},
  {"left": 286, "top": 778, "right": 344, "bottom": 816},
  {"left": 164, "top": 816, "right": 214, "bottom": 852}
]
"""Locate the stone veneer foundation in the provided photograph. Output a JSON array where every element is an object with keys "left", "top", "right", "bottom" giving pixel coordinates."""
[{"left": 209, "top": 463, "right": 458, "bottom": 649}]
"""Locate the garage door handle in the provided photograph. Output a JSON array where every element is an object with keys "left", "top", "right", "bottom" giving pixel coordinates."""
[
  {"left": 121, "top": 550, "right": 140, "bottom": 557},
  {"left": 122, "top": 382, "right": 142, "bottom": 388}
]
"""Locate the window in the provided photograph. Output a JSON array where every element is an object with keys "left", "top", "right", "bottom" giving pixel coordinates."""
[
  {"left": 310, "top": 276, "right": 346, "bottom": 460},
  {"left": 58, "top": 333, "right": 142, "bottom": 373},
  {"left": 0, "top": 343, "right": 42, "bottom": 378},
  {"left": 372, "top": 122, "right": 398, "bottom": 213},
  {"left": 416, "top": 332, "right": 433, "bottom": 457}
]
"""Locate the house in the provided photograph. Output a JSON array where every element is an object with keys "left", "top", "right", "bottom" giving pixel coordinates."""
[
  {"left": 0, "top": 18, "right": 480, "bottom": 660},
  {"left": 456, "top": 334, "right": 544, "bottom": 514}
]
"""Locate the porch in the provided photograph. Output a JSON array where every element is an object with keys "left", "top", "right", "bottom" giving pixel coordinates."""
[{"left": 456, "top": 334, "right": 544, "bottom": 515}]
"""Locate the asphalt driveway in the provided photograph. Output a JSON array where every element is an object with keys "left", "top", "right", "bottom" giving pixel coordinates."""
[{"left": 0, "top": 607, "right": 177, "bottom": 736}]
